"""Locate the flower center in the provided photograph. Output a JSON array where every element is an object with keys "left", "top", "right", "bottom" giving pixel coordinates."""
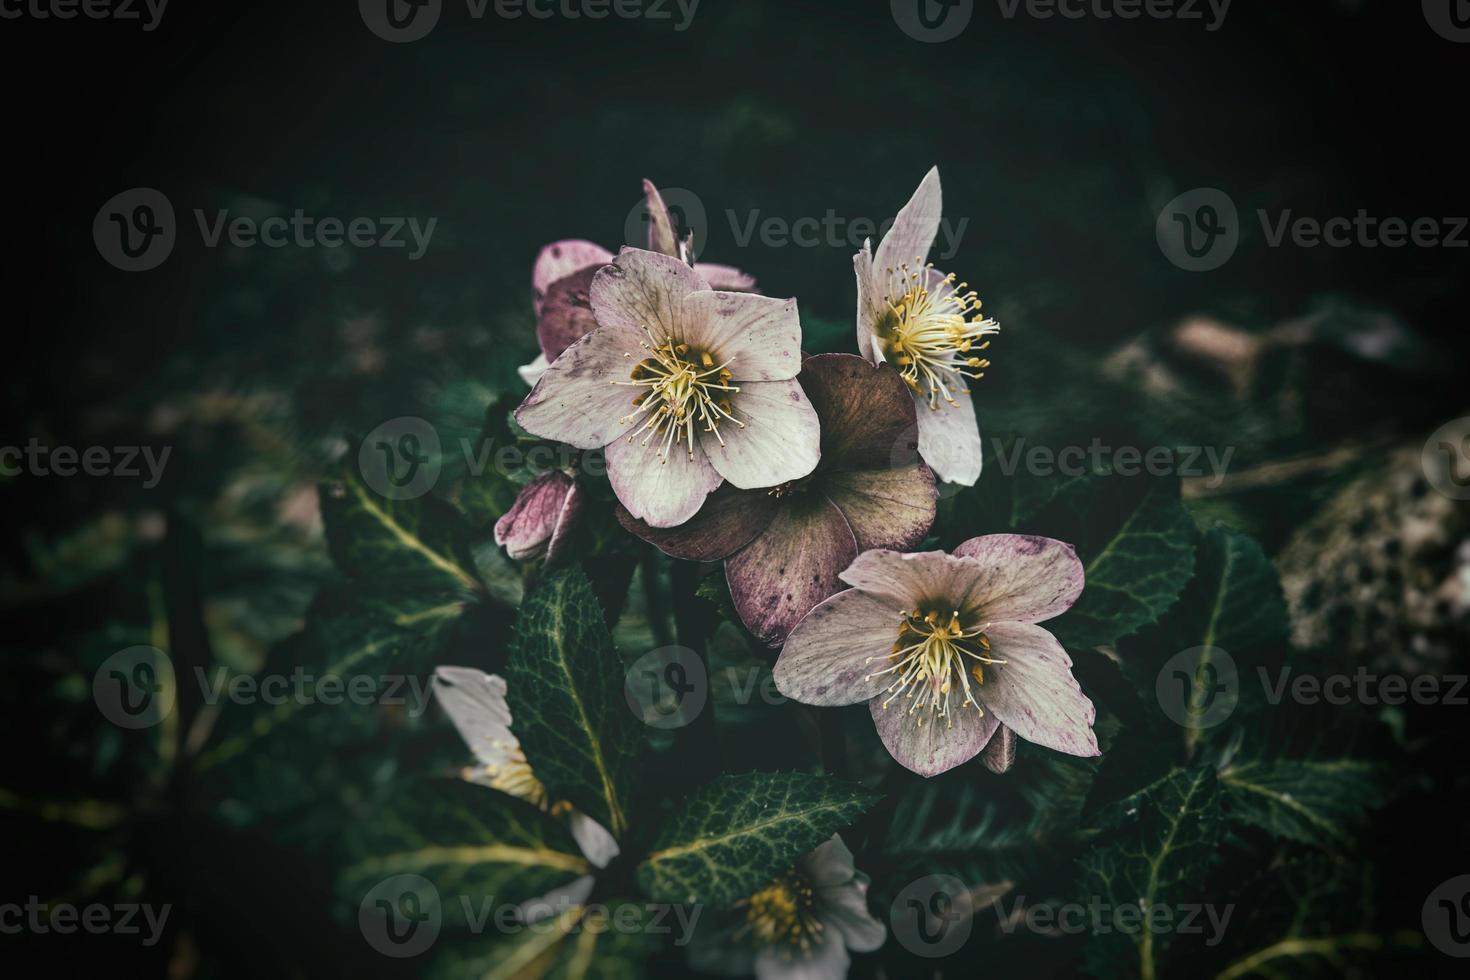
[
  {"left": 614, "top": 330, "right": 743, "bottom": 461},
  {"left": 880, "top": 259, "right": 999, "bottom": 411},
  {"left": 741, "top": 870, "right": 824, "bottom": 952},
  {"left": 864, "top": 609, "right": 1006, "bottom": 728}
]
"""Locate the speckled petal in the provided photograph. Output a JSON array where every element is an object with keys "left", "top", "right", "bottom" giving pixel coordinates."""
[
  {"left": 726, "top": 495, "right": 858, "bottom": 647},
  {"left": 533, "top": 239, "right": 613, "bottom": 312},
  {"left": 951, "top": 534, "right": 1086, "bottom": 624},
  {"left": 605, "top": 429, "right": 723, "bottom": 529},
  {"left": 514, "top": 321, "right": 650, "bottom": 450},
  {"left": 700, "top": 379, "right": 821, "bottom": 490},
  {"left": 977, "top": 621, "right": 1099, "bottom": 758},
  {"left": 773, "top": 588, "right": 903, "bottom": 706},
  {"left": 870, "top": 688, "right": 1000, "bottom": 777},
  {"left": 682, "top": 290, "right": 803, "bottom": 382},
  {"left": 616, "top": 485, "right": 779, "bottom": 562},
  {"left": 799, "top": 353, "right": 919, "bottom": 470},
  {"left": 821, "top": 466, "right": 935, "bottom": 552},
  {"left": 589, "top": 246, "right": 708, "bottom": 343}
]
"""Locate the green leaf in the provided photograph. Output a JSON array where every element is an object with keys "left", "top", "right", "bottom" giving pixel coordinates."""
[
  {"left": 321, "top": 458, "right": 481, "bottom": 596},
  {"left": 1219, "top": 758, "right": 1385, "bottom": 850},
  {"left": 636, "top": 772, "right": 879, "bottom": 908},
  {"left": 338, "top": 780, "right": 591, "bottom": 926},
  {"left": 505, "top": 567, "right": 642, "bottom": 840},
  {"left": 1031, "top": 477, "right": 1199, "bottom": 649},
  {"left": 1078, "top": 767, "right": 1224, "bottom": 979},
  {"left": 427, "top": 901, "right": 660, "bottom": 980}
]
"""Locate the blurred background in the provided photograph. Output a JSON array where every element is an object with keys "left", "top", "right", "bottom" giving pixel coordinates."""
[{"left": 3, "top": 0, "right": 1468, "bottom": 976}]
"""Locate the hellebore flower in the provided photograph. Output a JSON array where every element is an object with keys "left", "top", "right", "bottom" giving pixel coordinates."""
[
  {"left": 855, "top": 167, "right": 998, "bottom": 486},
  {"left": 773, "top": 536, "right": 1098, "bottom": 777},
  {"left": 431, "top": 667, "right": 619, "bottom": 909},
  {"left": 619, "top": 354, "right": 936, "bottom": 646},
  {"left": 515, "top": 247, "right": 821, "bottom": 529},
  {"left": 688, "top": 835, "right": 885, "bottom": 980},
  {"left": 494, "top": 469, "right": 583, "bottom": 563},
  {"left": 524, "top": 180, "right": 757, "bottom": 386}
]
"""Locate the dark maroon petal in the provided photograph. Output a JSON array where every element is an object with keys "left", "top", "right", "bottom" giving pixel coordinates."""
[
  {"left": 537, "top": 265, "right": 603, "bottom": 362},
  {"left": 616, "top": 485, "right": 778, "bottom": 562},
  {"left": 798, "top": 353, "right": 920, "bottom": 471},
  {"left": 726, "top": 495, "right": 859, "bottom": 647},
  {"left": 820, "top": 465, "right": 936, "bottom": 552}
]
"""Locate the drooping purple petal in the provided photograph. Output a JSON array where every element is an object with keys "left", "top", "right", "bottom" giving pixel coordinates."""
[
  {"left": 873, "top": 166, "right": 942, "bottom": 283},
  {"left": 694, "top": 262, "right": 758, "bottom": 293},
  {"left": 798, "top": 354, "right": 919, "bottom": 470},
  {"left": 682, "top": 290, "right": 804, "bottom": 382},
  {"left": 869, "top": 689, "right": 1000, "bottom": 778},
  {"left": 589, "top": 247, "right": 708, "bottom": 343},
  {"left": 726, "top": 495, "right": 858, "bottom": 647},
  {"left": 536, "top": 264, "right": 601, "bottom": 362},
  {"left": 773, "top": 589, "right": 903, "bottom": 706},
  {"left": 981, "top": 724, "right": 1017, "bottom": 774},
  {"left": 494, "top": 471, "right": 579, "bottom": 562},
  {"left": 951, "top": 534, "right": 1086, "bottom": 624},
  {"left": 699, "top": 379, "right": 820, "bottom": 490},
  {"left": 514, "top": 322, "right": 648, "bottom": 450},
  {"left": 604, "top": 431, "right": 723, "bottom": 529},
  {"left": 977, "top": 621, "right": 1099, "bottom": 758},
  {"left": 616, "top": 485, "right": 779, "bottom": 562},
  {"left": 914, "top": 385, "right": 983, "bottom": 486},
  {"left": 820, "top": 466, "right": 935, "bottom": 552},
  {"left": 642, "top": 179, "right": 680, "bottom": 257},
  {"left": 853, "top": 240, "right": 882, "bottom": 363},
  {"left": 533, "top": 239, "right": 614, "bottom": 312}
]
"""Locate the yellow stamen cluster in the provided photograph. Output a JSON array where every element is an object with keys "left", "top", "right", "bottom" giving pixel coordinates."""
[
  {"left": 612, "top": 329, "right": 743, "bottom": 462},
  {"left": 881, "top": 258, "right": 1000, "bottom": 411},
  {"left": 740, "top": 870, "right": 824, "bottom": 953},
  {"left": 480, "top": 742, "right": 548, "bottom": 807},
  {"left": 864, "top": 609, "right": 1006, "bottom": 729}
]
